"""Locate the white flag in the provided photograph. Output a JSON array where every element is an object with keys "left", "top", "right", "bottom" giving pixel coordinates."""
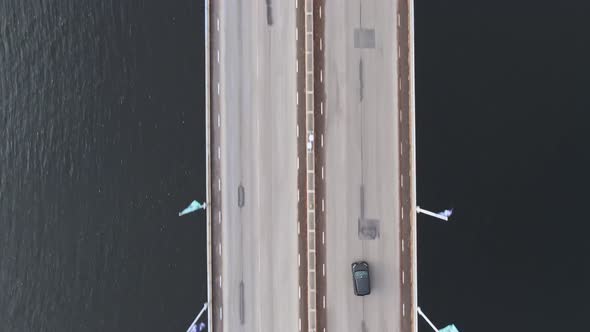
[{"left": 438, "top": 209, "right": 453, "bottom": 218}]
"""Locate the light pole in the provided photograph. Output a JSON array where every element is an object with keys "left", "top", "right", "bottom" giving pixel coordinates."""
[{"left": 417, "top": 307, "right": 438, "bottom": 331}]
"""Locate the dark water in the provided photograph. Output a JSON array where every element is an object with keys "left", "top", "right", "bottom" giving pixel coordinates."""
[
  {"left": 4, "top": 0, "right": 590, "bottom": 331},
  {"left": 1, "top": 1, "right": 207, "bottom": 331},
  {"left": 416, "top": 1, "right": 590, "bottom": 331}
]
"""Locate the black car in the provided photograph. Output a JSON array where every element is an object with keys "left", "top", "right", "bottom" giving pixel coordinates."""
[{"left": 351, "top": 261, "right": 371, "bottom": 296}]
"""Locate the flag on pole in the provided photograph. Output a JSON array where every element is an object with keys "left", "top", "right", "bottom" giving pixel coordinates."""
[
  {"left": 437, "top": 209, "right": 453, "bottom": 218},
  {"left": 418, "top": 306, "right": 460, "bottom": 332},
  {"left": 179, "top": 200, "right": 207, "bottom": 216},
  {"left": 186, "top": 303, "right": 208, "bottom": 332},
  {"left": 438, "top": 324, "right": 459, "bottom": 332},
  {"left": 188, "top": 322, "right": 206, "bottom": 332},
  {"left": 416, "top": 207, "right": 453, "bottom": 221}
]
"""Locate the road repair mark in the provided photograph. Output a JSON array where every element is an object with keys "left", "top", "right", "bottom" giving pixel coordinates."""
[
  {"left": 265, "top": 0, "right": 274, "bottom": 26},
  {"left": 239, "top": 281, "right": 245, "bottom": 324},
  {"left": 238, "top": 184, "right": 245, "bottom": 207}
]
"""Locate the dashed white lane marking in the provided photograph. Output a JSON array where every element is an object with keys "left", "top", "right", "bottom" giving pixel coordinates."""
[
  {"left": 322, "top": 199, "right": 324, "bottom": 212},
  {"left": 220, "top": 306, "right": 223, "bottom": 320},
  {"left": 322, "top": 263, "right": 325, "bottom": 276},
  {"left": 321, "top": 166, "right": 324, "bottom": 179},
  {"left": 217, "top": 114, "right": 220, "bottom": 128},
  {"left": 401, "top": 174, "right": 404, "bottom": 188},
  {"left": 320, "top": 102, "right": 323, "bottom": 115},
  {"left": 402, "top": 303, "right": 405, "bottom": 317},
  {"left": 219, "top": 276, "right": 222, "bottom": 288},
  {"left": 402, "top": 206, "right": 404, "bottom": 216},
  {"left": 218, "top": 243, "right": 221, "bottom": 256},
  {"left": 321, "top": 134, "right": 323, "bottom": 147},
  {"left": 319, "top": 6, "right": 322, "bottom": 18},
  {"left": 323, "top": 295, "right": 326, "bottom": 308},
  {"left": 400, "top": 142, "right": 403, "bottom": 155},
  {"left": 297, "top": 156, "right": 299, "bottom": 170},
  {"left": 218, "top": 146, "right": 221, "bottom": 160},
  {"left": 320, "top": 38, "right": 323, "bottom": 51},
  {"left": 218, "top": 211, "right": 221, "bottom": 224},
  {"left": 296, "top": 59, "right": 298, "bottom": 73},
  {"left": 296, "top": 92, "right": 299, "bottom": 105},
  {"left": 298, "top": 221, "right": 300, "bottom": 235},
  {"left": 402, "top": 239, "right": 404, "bottom": 252},
  {"left": 296, "top": 28, "right": 298, "bottom": 41},
  {"left": 299, "top": 285, "right": 301, "bottom": 299},
  {"left": 297, "top": 189, "right": 300, "bottom": 202},
  {"left": 217, "top": 50, "right": 220, "bottom": 63},
  {"left": 217, "top": 18, "right": 220, "bottom": 31},
  {"left": 297, "top": 124, "right": 299, "bottom": 137},
  {"left": 320, "top": 70, "right": 323, "bottom": 82},
  {"left": 217, "top": 82, "right": 220, "bottom": 95},
  {"left": 295, "top": 0, "right": 298, "bottom": 9},
  {"left": 218, "top": 178, "right": 221, "bottom": 191},
  {"left": 322, "top": 231, "right": 324, "bottom": 244},
  {"left": 402, "top": 271, "right": 405, "bottom": 284}
]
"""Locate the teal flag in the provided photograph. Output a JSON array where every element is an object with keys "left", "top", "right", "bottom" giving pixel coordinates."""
[
  {"left": 439, "top": 324, "right": 459, "bottom": 332},
  {"left": 179, "top": 200, "right": 206, "bottom": 216}
]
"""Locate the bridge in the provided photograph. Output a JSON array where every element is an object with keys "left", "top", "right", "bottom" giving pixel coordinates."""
[{"left": 204, "top": 0, "right": 416, "bottom": 331}]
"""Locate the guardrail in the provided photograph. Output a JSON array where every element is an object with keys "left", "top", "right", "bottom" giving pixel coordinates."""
[
  {"left": 204, "top": 0, "right": 213, "bottom": 330},
  {"left": 304, "top": 0, "right": 317, "bottom": 330}
]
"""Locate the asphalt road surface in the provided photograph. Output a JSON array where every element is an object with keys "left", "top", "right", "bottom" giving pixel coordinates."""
[
  {"left": 323, "top": 0, "right": 401, "bottom": 331},
  {"left": 216, "top": 0, "right": 298, "bottom": 331}
]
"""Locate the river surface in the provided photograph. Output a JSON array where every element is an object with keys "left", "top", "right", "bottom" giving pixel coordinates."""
[
  {"left": 1, "top": 1, "right": 207, "bottom": 331},
  {"left": 416, "top": 1, "right": 590, "bottom": 331}
]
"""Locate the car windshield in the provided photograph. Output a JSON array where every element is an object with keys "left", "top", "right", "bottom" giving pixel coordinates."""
[{"left": 354, "top": 270, "right": 368, "bottom": 279}]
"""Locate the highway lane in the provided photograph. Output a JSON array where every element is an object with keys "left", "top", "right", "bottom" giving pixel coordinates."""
[
  {"left": 323, "top": 0, "right": 401, "bottom": 331},
  {"left": 216, "top": 0, "right": 298, "bottom": 331}
]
